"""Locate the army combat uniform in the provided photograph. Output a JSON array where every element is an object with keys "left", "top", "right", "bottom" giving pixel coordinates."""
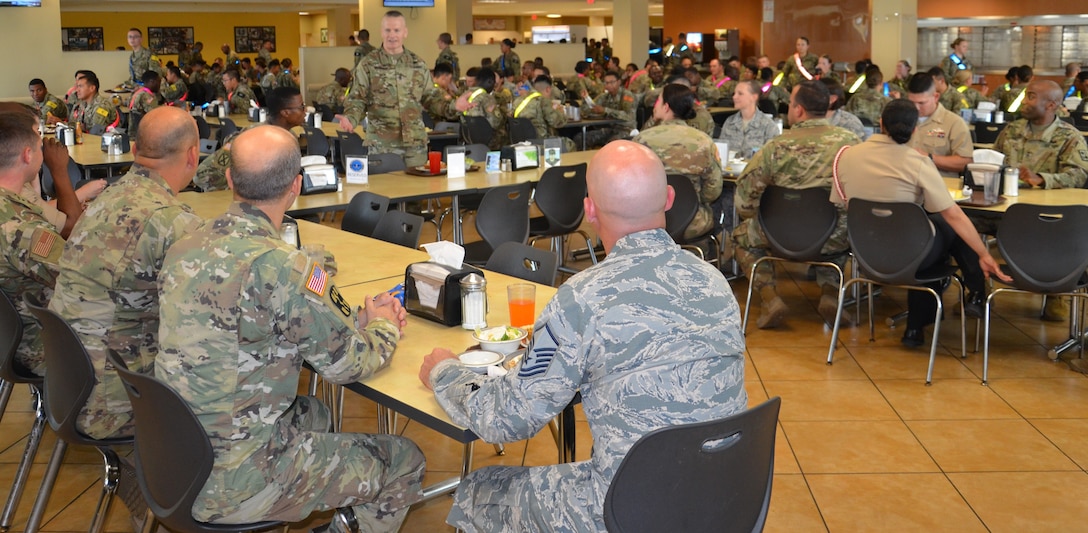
[
  {"left": 938, "top": 87, "right": 965, "bottom": 114},
  {"left": 494, "top": 50, "right": 520, "bottom": 77},
  {"left": 431, "top": 228, "right": 747, "bottom": 533},
  {"left": 993, "top": 118, "right": 1088, "bottom": 189},
  {"left": 72, "top": 94, "right": 119, "bottom": 132},
  {"left": 157, "top": 201, "right": 424, "bottom": 532},
  {"left": 511, "top": 91, "right": 576, "bottom": 153},
  {"left": 780, "top": 53, "right": 819, "bottom": 91},
  {"left": 460, "top": 87, "right": 507, "bottom": 150},
  {"left": 314, "top": 81, "right": 349, "bottom": 113},
  {"left": 939, "top": 53, "right": 972, "bottom": 83},
  {"left": 129, "top": 47, "right": 163, "bottom": 86},
  {"left": 127, "top": 86, "right": 161, "bottom": 137},
  {"left": 566, "top": 75, "right": 602, "bottom": 101},
  {"left": 0, "top": 187, "right": 65, "bottom": 377},
  {"left": 344, "top": 46, "right": 444, "bottom": 167},
  {"left": 353, "top": 41, "right": 377, "bottom": 67},
  {"left": 844, "top": 86, "right": 889, "bottom": 125},
  {"left": 577, "top": 87, "right": 636, "bottom": 149},
  {"left": 633, "top": 119, "right": 723, "bottom": 240},
  {"left": 161, "top": 79, "right": 188, "bottom": 107},
  {"left": 436, "top": 47, "right": 460, "bottom": 80},
  {"left": 193, "top": 125, "right": 257, "bottom": 192},
  {"left": 641, "top": 102, "right": 716, "bottom": 137},
  {"left": 49, "top": 165, "right": 201, "bottom": 440},
  {"left": 33, "top": 93, "right": 67, "bottom": 123}
]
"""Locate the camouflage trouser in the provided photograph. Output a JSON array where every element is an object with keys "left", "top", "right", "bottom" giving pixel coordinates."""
[
  {"left": 447, "top": 462, "right": 606, "bottom": 533},
  {"left": 367, "top": 140, "right": 428, "bottom": 168},
  {"left": 207, "top": 396, "right": 425, "bottom": 533},
  {"left": 732, "top": 218, "right": 848, "bottom": 293},
  {"left": 15, "top": 322, "right": 46, "bottom": 377}
]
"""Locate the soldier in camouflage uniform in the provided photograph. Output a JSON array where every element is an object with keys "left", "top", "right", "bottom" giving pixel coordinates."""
[
  {"left": 733, "top": 81, "right": 860, "bottom": 329},
  {"left": 495, "top": 39, "right": 521, "bottom": 82},
  {"left": 460, "top": 67, "right": 507, "bottom": 150},
  {"left": 684, "top": 68, "right": 721, "bottom": 105},
  {"left": 780, "top": 37, "right": 819, "bottom": 91},
  {"left": 642, "top": 78, "right": 716, "bottom": 137},
  {"left": 29, "top": 79, "right": 68, "bottom": 124},
  {"left": 353, "top": 29, "right": 377, "bottom": 67},
  {"left": 128, "top": 71, "right": 162, "bottom": 137},
  {"left": 278, "top": 58, "right": 300, "bottom": 89},
  {"left": 70, "top": 73, "right": 120, "bottom": 132},
  {"left": 195, "top": 87, "right": 306, "bottom": 192},
  {"left": 511, "top": 76, "right": 576, "bottom": 153},
  {"left": 257, "top": 40, "right": 274, "bottom": 66},
  {"left": 567, "top": 61, "right": 603, "bottom": 101},
  {"left": 260, "top": 60, "right": 282, "bottom": 92},
  {"left": 221, "top": 68, "right": 255, "bottom": 113},
  {"left": 220, "top": 44, "right": 240, "bottom": 68},
  {"left": 421, "top": 140, "right": 747, "bottom": 533},
  {"left": 161, "top": 65, "right": 188, "bottom": 107},
  {"left": 423, "top": 63, "right": 462, "bottom": 124},
  {"left": 634, "top": 84, "right": 723, "bottom": 241},
  {"left": 938, "top": 38, "right": 973, "bottom": 83},
  {"left": 435, "top": 32, "right": 460, "bottom": 80},
  {"left": 314, "top": 68, "right": 352, "bottom": 114},
  {"left": 0, "top": 110, "right": 76, "bottom": 376},
  {"left": 338, "top": 11, "right": 470, "bottom": 167},
  {"left": 994, "top": 80, "right": 1088, "bottom": 190},
  {"left": 820, "top": 78, "right": 867, "bottom": 141},
  {"left": 127, "top": 28, "right": 163, "bottom": 86},
  {"left": 577, "top": 70, "right": 636, "bottom": 149},
  {"left": 626, "top": 62, "right": 660, "bottom": 97},
  {"left": 50, "top": 107, "right": 202, "bottom": 440},
  {"left": 951, "top": 70, "right": 984, "bottom": 109},
  {"left": 158, "top": 126, "right": 424, "bottom": 532},
  {"left": 844, "top": 65, "right": 890, "bottom": 125}
]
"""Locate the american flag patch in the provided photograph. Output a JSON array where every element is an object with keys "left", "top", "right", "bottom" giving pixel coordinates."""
[
  {"left": 30, "top": 230, "right": 57, "bottom": 259},
  {"left": 305, "top": 262, "right": 327, "bottom": 296}
]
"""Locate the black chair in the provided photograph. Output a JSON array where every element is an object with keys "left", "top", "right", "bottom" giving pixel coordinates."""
[
  {"left": 983, "top": 204, "right": 1088, "bottom": 383},
  {"left": 485, "top": 242, "right": 559, "bottom": 286},
  {"left": 107, "top": 352, "right": 285, "bottom": 533},
  {"left": 463, "top": 182, "right": 533, "bottom": 265},
  {"left": 664, "top": 175, "right": 718, "bottom": 261},
  {"left": 446, "top": 143, "right": 489, "bottom": 164},
  {"left": 194, "top": 115, "right": 212, "bottom": 140},
  {"left": 421, "top": 110, "right": 436, "bottom": 129},
  {"left": 372, "top": 210, "right": 424, "bottom": 249},
  {"left": 636, "top": 104, "right": 651, "bottom": 129},
  {"left": 757, "top": 98, "right": 777, "bottom": 116},
  {"left": 973, "top": 121, "right": 1006, "bottom": 144},
  {"left": 23, "top": 294, "right": 134, "bottom": 533},
  {"left": 460, "top": 116, "right": 494, "bottom": 146},
  {"left": 528, "top": 163, "right": 597, "bottom": 274},
  {"left": 827, "top": 200, "right": 968, "bottom": 384},
  {"left": 217, "top": 117, "right": 238, "bottom": 143},
  {"left": 508, "top": 117, "right": 539, "bottom": 143},
  {"left": 341, "top": 191, "right": 389, "bottom": 237},
  {"left": 741, "top": 186, "right": 847, "bottom": 334},
  {"left": 315, "top": 103, "right": 337, "bottom": 121},
  {"left": 337, "top": 131, "right": 367, "bottom": 173},
  {"left": 603, "top": 397, "right": 781, "bottom": 533},
  {"left": 303, "top": 125, "right": 331, "bottom": 158},
  {"left": 368, "top": 153, "right": 406, "bottom": 175},
  {"left": 1073, "top": 112, "right": 1088, "bottom": 132},
  {"left": 40, "top": 155, "right": 83, "bottom": 199},
  {"left": 0, "top": 292, "right": 47, "bottom": 531}
]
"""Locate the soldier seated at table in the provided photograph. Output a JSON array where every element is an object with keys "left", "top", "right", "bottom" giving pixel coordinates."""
[{"left": 510, "top": 75, "right": 576, "bottom": 153}]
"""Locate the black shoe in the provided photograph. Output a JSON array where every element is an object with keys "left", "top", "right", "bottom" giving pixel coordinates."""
[
  {"left": 963, "top": 292, "right": 986, "bottom": 319},
  {"left": 901, "top": 328, "right": 924, "bottom": 348}
]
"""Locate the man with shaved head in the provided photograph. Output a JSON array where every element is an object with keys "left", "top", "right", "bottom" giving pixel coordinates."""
[
  {"left": 420, "top": 140, "right": 747, "bottom": 532},
  {"left": 51, "top": 105, "right": 202, "bottom": 440},
  {"left": 157, "top": 126, "right": 424, "bottom": 532}
]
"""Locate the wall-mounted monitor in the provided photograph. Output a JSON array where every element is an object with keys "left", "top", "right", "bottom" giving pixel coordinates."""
[
  {"left": 0, "top": 0, "right": 42, "bottom": 5},
  {"left": 383, "top": 0, "right": 435, "bottom": 7}
]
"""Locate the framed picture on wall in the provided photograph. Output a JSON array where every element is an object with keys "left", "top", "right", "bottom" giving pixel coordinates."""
[
  {"left": 320, "top": 28, "right": 328, "bottom": 43},
  {"left": 61, "top": 27, "right": 104, "bottom": 51},
  {"left": 148, "top": 26, "right": 194, "bottom": 55},
  {"left": 235, "top": 26, "right": 276, "bottom": 54}
]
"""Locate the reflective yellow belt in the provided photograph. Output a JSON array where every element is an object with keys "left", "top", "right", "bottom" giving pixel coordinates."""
[
  {"left": 463, "top": 88, "right": 486, "bottom": 115},
  {"left": 513, "top": 92, "right": 541, "bottom": 118}
]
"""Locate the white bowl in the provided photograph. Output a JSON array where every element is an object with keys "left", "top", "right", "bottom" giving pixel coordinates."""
[
  {"left": 472, "top": 326, "right": 528, "bottom": 355},
  {"left": 459, "top": 350, "right": 504, "bottom": 373}
]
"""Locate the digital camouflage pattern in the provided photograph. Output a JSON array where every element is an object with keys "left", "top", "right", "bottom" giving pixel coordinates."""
[
  {"left": 129, "top": 47, "right": 163, "bottom": 85},
  {"left": 494, "top": 51, "right": 520, "bottom": 78},
  {"left": 314, "top": 81, "right": 349, "bottom": 112},
  {"left": 193, "top": 126, "right": 253, "bottom": 192},
  {"left": 423, "top": 83, "right": 462, "bottom": 124},
  {"left": 566, "top": 75, "right": 602, "bottom": 100},
  {"left": 733, "top": 118, "right": 859, "bottom": 291},
  {"left": 436, "top": 47, "right": 460, "bottom": 80},
  {"left": 161, "top": 79, "right": 188, "bottom": 106},
  {"left": 50, "top": 165, "right": 200, "bottom": 439},
  {"left": 259, "top": 72, "right": 279, "bottom": 92},
  {"left": 344, "top": 46, "right": 437, "bottom": 167},
  {"left": 954, "top": 84, "right": 983, "bottom": 109},
  {"left": 626, "top": 71, "right": 654, "bottom": 97},
  {"left": 696, "top": 79, "right": 722, "bottom": 105},
  {"left": 257, "top": 48, "right": 272, "bottom": 66},
  {"left": 939, "top": 87, "right": 965, "bottom": 114},
  {"left": 828, "top": 109, "right": 867, "bottom": 141},
  {"left": 127, "top": 87, "right": 160, "bottom": 137},
  {"left": 577, "top": 86, "right": 637, "bottom": 148},
  {"left": 780, "top": 53, "right": 819, "bottom": 90},
  {"left": 72, "top": 93, "right": 119, "bottom": 131},
  {"left": 277, "top": 71, "right": 299, "bottom": 90},
  {"left": 33, "top": 93, "right": 67, "bottom": 122},
  {"left": 227, "top": 83, "right": 255, "bottom": 113},
  {"left": 717, "top": 110, "right": 780, "bottom": 157},
  {"left": 512, "top": 91, "right": 576, "bottom": 153},
  {"left": 993, "top": 117, "right": 1088, "bottom": 189},
  {"left": 843, "top": 86, "right": 889, "bottom": 125},
  {"left": 939, "top": 54, "right": 972, "bottom": 83},
  {"left": 354, "top": 41, "right": 377, "bottom": 67},
  {"left": 156, "top": 201, "right": 423, "bottom": 530},
  {"left": 461, "top": 88, "right": 507, "bottom": 150},
  {"left": 633, "top": 119, "right": 723, "bottom": 240},
  {"left": 432, "top": 228, "right": 747, "bottom": 533},
  {"left": 0, "top": 187, "right": 64, "bottom": 377},
  {"left": 640, "top": 103, "right": 715, "bottom": 137}
]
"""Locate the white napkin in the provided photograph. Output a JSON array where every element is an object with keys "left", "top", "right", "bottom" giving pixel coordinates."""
[
  {"left": 421, "top": 241, "right": 465, "bottom": 270},
  {"left": 972, "top": 149, "right": 1005, "bottom": 166}
]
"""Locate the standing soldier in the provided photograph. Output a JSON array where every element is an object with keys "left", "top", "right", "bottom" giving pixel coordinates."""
[
  {"left": 939, "top": 38, "right": 973, "bottom": 82},
  {"left": 220, "top": 43, "right": 240, "bottom": 67},
  {"left": 353, "top": 29, "right": 376, "bottom": 67},
  {"left": 257, "top": 39, "right": 274, "bottom": 65},
  {"left": 127, "top": 28, "right": 163, "bottom": 86},
  {"left": 176, "top": 41, "right": 193, "bottom": 70},
  {"left": 435, "top": 32, "right": 460, "bottom": 80},
  {"left": 779, "top": 36, "right": 818, "bottom": 91},
  {"left": 494, "top": 39, "right": 521, "bottom": 81}
]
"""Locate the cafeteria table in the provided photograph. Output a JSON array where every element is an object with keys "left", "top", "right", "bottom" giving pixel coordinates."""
[
  {"left": 557, "top": 118, "right": 623, "bottom": 150},
  {"left": 65, "top": 134, "right": 134, "bottom": 177}
]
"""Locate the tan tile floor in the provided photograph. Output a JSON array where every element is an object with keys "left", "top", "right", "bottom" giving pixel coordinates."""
[{"left": 5, "top": 214, "right": 1088, "bottom": 532}]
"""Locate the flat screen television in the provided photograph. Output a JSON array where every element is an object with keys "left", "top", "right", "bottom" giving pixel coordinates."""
[
  {"left": 383, "top": 0, "right": 434, "bottom": 6},
  {"left": 0, "top": 1, "right": 42, "bottom": 5}
]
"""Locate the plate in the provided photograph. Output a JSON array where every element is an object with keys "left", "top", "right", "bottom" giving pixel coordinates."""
[
  {"left": 459, "top": 350, "right": 504, "bottom": 373},
  {"left": 956, "top": 196, "right": 1007, "bottom": 208},
  {"left": 405, "top": 164, "right": 480, "bottom": 177}
]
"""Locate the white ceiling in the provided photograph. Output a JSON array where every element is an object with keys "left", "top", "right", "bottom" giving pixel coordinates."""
[{"left": 59, "top": 0, "right": 664, "bottom": 17}]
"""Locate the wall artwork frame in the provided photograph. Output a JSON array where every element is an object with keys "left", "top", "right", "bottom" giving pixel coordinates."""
[
  {"left": 235, "top": 26, "right": 276, "bottom": 54},
  {"left": 148, "top": 26, "right": 194, "bottom": 55},
  {"left": 61, "top": 27, "right": 104, "bottom": 51}
]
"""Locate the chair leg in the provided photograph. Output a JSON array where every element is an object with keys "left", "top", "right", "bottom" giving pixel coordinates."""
[
  {"left": 24, "top": 438, "right": 67, "bottom": 533},
  {"left": 925, "top": 287, "right": 943, "bottom": 386},
  {"left": 492, "top": 443, "right": 505, "bottom": 456},
  {"left": 982, "top": 290, "right": 1003, "bottom": 385},
  {"left": 0, "top": 379, "right": 12, "bottom": 426},
  {"left": 828, "top": 278, "right": 859, "bottom": 365},
  {"left": 1, "top": 384, "right": 47, "bottom": 530},
  {"left": 88, "top": 447, "right": 122, "bottom": 533}
]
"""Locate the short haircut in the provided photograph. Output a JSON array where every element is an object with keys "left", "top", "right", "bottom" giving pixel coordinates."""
[
  {"left": 739, "top": 80, "right": 763, "bottom": 98},
  {"left": 266, "top": 86, "right": 301, "bottom": 116},
  {"left": 384, "top": 10, "right": 404, "bottom": 19},
  {"left": 602, "top": 70, "right": 620, "bottom": 82},
  {"left": 575, "top": 61, "right": 589, "bottom": 74},
  {"left": 433, "top": 62, "right": 453, "bottom": 77},
  {"left": 724, "top": 65, "right": 740, "bottom": 80},
  {"left": 662, "top": 83, "right": 696, "bottom": 120},
  {"left": 0, "top": 111, "right": 39, "bottom": 170},
  {"left": 1017, "top": 65, "right": 1033, "bottom": 82},
  {"left": 166, "top": 65, "right": 182, "bottom": 77},
  {"left": 268, "top": 59, "right": 281, "bottom": 68},
  {"left": 798, "top": 36, "right": 810, "bottom": 45},
  {"left": 907, "top": 72, "right": 935, "bottom": 94},
  {"left": 465, "top": 66, "right": 480, "bottom": 78},
  {"left": 758, "top": 67, "right": 774, "bottom": 82},
  {"left": 926, "top": 66, "right": 947, "bottom": 85},
  {"left": 882, "top": 99, "right": 919, "bottom": 144},
  {"left": 818, "top": 77, "right": 846, "bottom": 110},
  {"left": 358, "top": 29, "right": 369, "bottom": 40},
  {"left": 28, "top": 78, "right": 45, "bottom": 88},
  {"left": 229, "top": 126, "right": 300, "bottom": 202},
  {"left": 74, "top": 69, "right": 93, "bottom": 79},
  {"left": 792, "top": 80, "right": 830, "bottom": 116},
  {"left": 1077, "top": 71, "right": 1088, "bottom": 82},
  {"left": 128, "top": 27, "right": 142, "bottom": 36},
  {"left": 222, "top": 68, "right": 241, "bottom": 81},
  {"left": 475, "top": 67, "right": 496, "bottom": 92},
  {"left": 82, "top": 73, "right": 101, "bottom": 91},
  {"left": 864, "top": 65, "right": 883, "bottom": 88},
  {"left": 855, "top": 59, "right": 871, "bottom": 75},
  {"left": 141, "top": 70, "right": 160, "bottom": 84},
  {"left": 532, "top": 75, "right": 553, "bottom": 90},
  {"left": 254, "top": 57, "right": 267, "bottom": 68},
  {"left": 281, "top": 58, "right": 293, "bottom": 68},
  {"left": 536, "top": 65, "right": 551, "bottom": 76}
]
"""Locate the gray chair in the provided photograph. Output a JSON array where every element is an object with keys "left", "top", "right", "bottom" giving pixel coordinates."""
[
  {"left": 463, "top": 182, "right": 533, "bottom": 265},
  {"left": 603, "top": 397, "right": 781, "bottom": 533},
  {"left": 40, "top": 155, "right": 83, "bottom": 199},
  {"left": 485, "top": 242, "right": 559, "bottom": 286},
  {"left": 372, "top": 210, "right": 424, "bottom": 249}
]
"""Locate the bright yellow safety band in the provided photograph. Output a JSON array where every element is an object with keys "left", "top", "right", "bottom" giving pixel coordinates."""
[
  {"left": 1008, "top": 89, "right": 1026, "bottom": 113},
  {"left": 513, "top": 92, "right": 541, "bottom": 118},
  {"left": 848, "top": 74, "right": 866, "bottom": 94},
  {"left": 464, "top": 88, "right": 486, "bottom": 115},
  {"left": 772, "top": 72, "right": 785, "bottom": 87},
  {"left": 957, "top": 85, "right": 969, "bottom": 93}
]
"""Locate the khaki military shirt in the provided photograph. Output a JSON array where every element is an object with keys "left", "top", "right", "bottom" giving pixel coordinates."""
[
  {"left": 909, "top": 104, "right": 973, "bottom": 179},
  {"left": 831, "top": 133, "right": 956, "bottom": 213},
  {"left": 993, "top": 118, "right": 1088, "bottom": 189}
]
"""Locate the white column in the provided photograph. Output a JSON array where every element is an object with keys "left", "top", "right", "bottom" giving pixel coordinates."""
[
  {"left": 870, "top": 0, "right": 918, "bottom": 73},
  {"left": 614, "top": 0, "right": 649, "bottom": 68}
]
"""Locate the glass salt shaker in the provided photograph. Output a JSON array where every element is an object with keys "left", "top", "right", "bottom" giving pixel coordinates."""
[{"left": 460, "top": 273, "right": 488, "bottom": 330}]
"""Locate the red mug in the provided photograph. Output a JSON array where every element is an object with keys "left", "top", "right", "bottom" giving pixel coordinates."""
[{"left": 428, "top": 151, "right": 442, "bottom": 174}]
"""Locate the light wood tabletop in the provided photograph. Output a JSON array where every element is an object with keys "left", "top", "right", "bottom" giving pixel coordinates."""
[
  {"left": 66, "top": 134, "right": 135, "bottom": 168},
  {"left": 954, "top": 187, "right": 1088, "bottom": 216}
]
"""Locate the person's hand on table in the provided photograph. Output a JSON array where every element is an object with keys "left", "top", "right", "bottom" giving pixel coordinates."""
[
  {"left": 75, "top": 179, "right": 107, "bottom": 203},
  {"left": 1018, "top": 166, "right": 1044, "bottom": 188},
  {"left": 334, "top": 114, "right": 353, "bottom": 132},
  {"left": 419, "top": 347, "right": 459, "bottom": 390},
  {"left": 41, "top": 137, "right": 70, "bottom": 172},
  {"left": 359, "top": 292, "right": 407, "bottom": 335},
  {"left": 979, "top": 254, "right": 1013, "bottom": 284}
]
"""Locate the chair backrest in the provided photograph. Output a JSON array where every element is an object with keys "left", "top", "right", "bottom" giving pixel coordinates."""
[
  {"left": 846, "top": 199, "right": 935, "bottom": 286},
  {"left": 1073, "top": 112, "right": 1088, "bottom": 132},
  {"left": 758, "top": 186, "right": 840, "bottom": 261},
  {"left": 973, "top": 121, "right": 1006, "bottom": 144},
  {"left": 756, "top": 98, "right": 777, "bottom": 116},
  {"left": 193, "top": 115, "right": 212, "bottom": 140},
  {"left": 485, "top": 242, "right": 558, "bottom": 286},
  {"left": 337, "top": 131, "right": 367, "bottom": 172},
  {"left": 451, "top": 143, "right": 490, "bottom": 164},
  {"left": 434, "top": 121, "right": 461, "bottom": 135},
  {"left": 314, "top": 104, "right": 337, "bottom": 120},
  {"left": 0, "top": 290, "right": 34, "bottom": 384},
  {"left": 372, "top": 210, "right": 424, "bottom": 249},
  {"left": 251, "top": 86, "right": 266, "bottom": 108},
  {"left": 997, "top": 204, "right": 1088, "bottom": 294},
  {"left": 23, "top": 294, "right": 113, "bottom": 447},
  {"left": 421, "top": 110, "right": 436, "bottom": 129},
  {"left": 40, "top": 155, "right": 83, "bottom": 198},
  {"left": 664, "top": 174, "right": 699, "bottom": 242},
  {"left": 217, "top": 117, "right": 238, "bottom": 141},
  {"left": 603, "top": 397, "right": 781, "bottom": 533},
  {"left": 368, "top": 153, "right": 407, "bottom": 175},
  {"left": 533, "top": 163, "right": 588, "bottom": 234},
  {"left": 508, "top": 117, "right": 539, "bottom": 143},
  {"left": 303, "top": 125, "right": 331, "bottom": 158},
  {"left": 476, "top": 182, "right": 533, "bottom": 252},
  {"left": 341, "top": 191, "right": 390, "bottom": 237},
  {"left": 460, "top": 116, "right": 494, "bottom": 146}
]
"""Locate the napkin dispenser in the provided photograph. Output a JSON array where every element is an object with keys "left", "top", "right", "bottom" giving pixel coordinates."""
[
  {"left": 203, "top": 102, "right": 220, "bottom": 117},
  {"left": 248, "top": 107, "right": 261, "bottom": 122},
  {"left": 100, "top": 132, "right": 130, "bottom": 155},
  {"left": 404, "top": 262, "right": 484, "bottom": 326},
  {"left": 300, "top": 155, "right": 338, "bottom": 195},
  {"left": 500, "top": 143, "right": 539, "bottom": 171}
]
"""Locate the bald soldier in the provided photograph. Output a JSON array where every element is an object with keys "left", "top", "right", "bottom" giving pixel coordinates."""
[
  {"left": 157, "top": 126, "right": 424, "bottom": 533},
  {"left": 421, "top": 140, "right": 747, "bottom": 533},
  {"left": 50, "top": 106, "right": 202, "bottom": 440}
]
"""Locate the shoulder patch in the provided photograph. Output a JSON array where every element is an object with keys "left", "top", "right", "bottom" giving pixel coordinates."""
[
  {"left": 518, "top": 322, "right": 558, "bottom": 379},
  {"left": 95, "top": 107, "right": 109, "bottom": 117},
  {"left": 46, "top": 101, "right": 57, "bottom": 110},
  {"left": 329, "top": 285, "right": 351, "bottom": 317},
  {"left": 622, "top": 95, "right": 634, "bottom": 102},
  {"left": 29, "top": 227, "right": 60, "bottom": 259},
  {"left": 305, "top": 262, "right": 328, "bottom": 297}
]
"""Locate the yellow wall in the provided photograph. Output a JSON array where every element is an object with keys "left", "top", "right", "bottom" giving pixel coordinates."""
[
  {"left": 60, "top": 11, "right": 302, "bottom": 65},
  {"left": 1, "top": 0, "right": 64, "bottom": 100}
]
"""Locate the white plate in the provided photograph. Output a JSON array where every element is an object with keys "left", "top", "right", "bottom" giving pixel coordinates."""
[{"left": 459, "top": 350, "right": 503, "bottom": 372}]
